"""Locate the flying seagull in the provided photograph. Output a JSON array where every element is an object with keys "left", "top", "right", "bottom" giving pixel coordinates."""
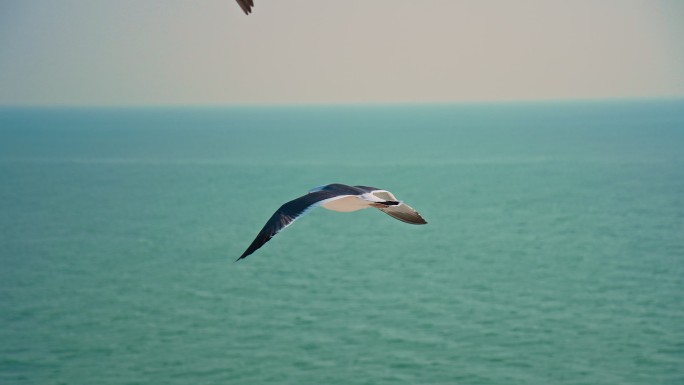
[
  {"left": 235, "top": 0, "right": 254, "bottom": 15},
  {"left": 237, "top": 183, "right": 427, "bottom": 261}
]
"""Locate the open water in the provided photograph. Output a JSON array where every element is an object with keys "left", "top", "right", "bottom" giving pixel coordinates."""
[{"left": 1, "top": 100, "right": 683, "bottom": 384}]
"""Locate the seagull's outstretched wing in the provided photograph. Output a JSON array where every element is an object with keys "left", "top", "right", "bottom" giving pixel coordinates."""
[
  {"left": 235, "top": 0, "right": 254, "bottom": 15},
  {"left": 354, "top": 186, "right": 428, "bottom": 225},
  {"left": 377, "top": 202, "right": 428, "bottom": 225},
  {"left": 237, "top": 191, "right": 345, "bottom": 261}
]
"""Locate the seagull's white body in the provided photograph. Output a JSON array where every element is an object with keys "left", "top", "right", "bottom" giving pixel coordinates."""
[
  {"left": 321, "top": 196, "right": 371, "bottom": 212},
  {"left": 237, "top": 184, "right": 427, "bottom": 261},
  {"left": 320, "top": 192, "right": 388, "bottom": 212}
]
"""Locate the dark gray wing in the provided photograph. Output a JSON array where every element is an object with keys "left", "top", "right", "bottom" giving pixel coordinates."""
[
  {"left": 237, "top": 190, "right": 339, "bottom": 261},
  {"left": 235, "top": 0, "right": 254, "bottom": 15}
]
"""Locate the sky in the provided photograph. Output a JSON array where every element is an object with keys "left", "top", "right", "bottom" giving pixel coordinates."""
[{"left": 0, "top": 0, "right": 683, "bottom": 106}]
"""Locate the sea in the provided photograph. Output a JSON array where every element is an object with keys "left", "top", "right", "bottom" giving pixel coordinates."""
[{"left": 1, "top": 100, "right": 683, "bottom": 385}]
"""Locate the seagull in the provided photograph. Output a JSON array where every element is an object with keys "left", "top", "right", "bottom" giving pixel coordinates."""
[
  {"left": 235, "top": 0, "right": 254, "bottom": 15},
  {"left": 237, "top": 183, "right": 427, "bottom": 261}
]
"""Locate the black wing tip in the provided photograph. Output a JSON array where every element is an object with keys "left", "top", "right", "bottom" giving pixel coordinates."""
[
  {"left": 413, "top": 217, "right": 428, "bottom": 225},
  {"left": 235, "top": 0, "right": 253, "bottom": 15},
  {"left": 406, "top": 216, "right": 428, "bottom": 225},
  {"left": 235, "top": 239, "right": 265, "bottom": 262},
  {"left": 383, "top": 210, "right": 428, "bottom": 225}
]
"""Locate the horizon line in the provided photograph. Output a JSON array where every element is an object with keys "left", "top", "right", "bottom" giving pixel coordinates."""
[{"left": 1, "top": 96, "right": 683, "bottom": 109}]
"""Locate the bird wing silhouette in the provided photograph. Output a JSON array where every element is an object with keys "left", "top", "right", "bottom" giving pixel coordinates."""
[{"left": 236, "top": 190, "right": 347, "bottom": 260}]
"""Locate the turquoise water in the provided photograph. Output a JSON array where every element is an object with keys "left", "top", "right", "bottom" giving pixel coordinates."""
[{"left": 1, "top": 101, "right": 683, "bottom": 384}]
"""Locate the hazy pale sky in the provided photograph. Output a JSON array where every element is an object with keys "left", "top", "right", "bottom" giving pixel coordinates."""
[{"left": 1, "top": 0, "right": 683, "bottom": 105}]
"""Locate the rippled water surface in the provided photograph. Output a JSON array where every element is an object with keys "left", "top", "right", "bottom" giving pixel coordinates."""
[{"left": 1, "top": 101, "right": 683, "bottom": 384}]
